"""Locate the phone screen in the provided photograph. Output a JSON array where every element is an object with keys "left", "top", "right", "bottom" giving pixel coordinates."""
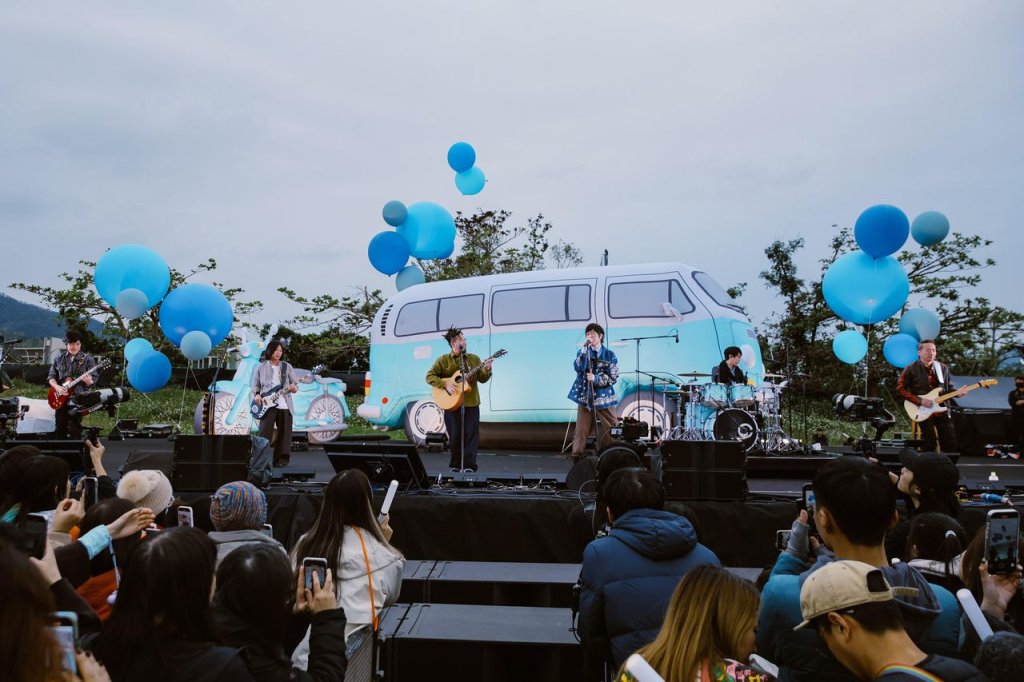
[
  {"left": 177, "top": 507, "right": 194, "bottom": 528},
  {"left": 986, "top": 512, "right": 1021, "bottom": 575},
  {"left": 775, "top": 530, "right": 792, "bottom": 551},
  {"left": 52, "top": 612, "right": 78, "bottom": 674},
  {"left": 22, "top": 513, "right": 49, "bottom": 559},
  {"left": 82, "top": 477, "right": 99, "bottom": 510},
  {"left": 303, "top": 558, "right": 327, "bottom": 590}
]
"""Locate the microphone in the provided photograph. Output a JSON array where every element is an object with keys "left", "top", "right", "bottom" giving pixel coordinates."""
[
  {"left": 674, "top": 331, "right": 679, "bottom": 344},
  {"left": 3, "top": 338, "right": 22, "bottom": 345}
]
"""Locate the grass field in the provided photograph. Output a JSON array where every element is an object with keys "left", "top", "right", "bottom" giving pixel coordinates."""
[
  {"left": 4, "top": 379, "right": 407, "bottom": 440},
  {"left": 6, "top": 378, "right": 910, "bottom": 446}
]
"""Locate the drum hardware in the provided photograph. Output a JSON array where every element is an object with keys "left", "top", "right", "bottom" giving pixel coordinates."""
[
  {"left": 762, "top": 373, "right": 788, "bottom": 380},
  {"left": 677, "top": 371, "right": 712, "bottom": 377}
]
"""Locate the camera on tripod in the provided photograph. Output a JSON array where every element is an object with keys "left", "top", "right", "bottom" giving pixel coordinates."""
[
  {"left": 69, "top": 387, "right": 131, "bottom": 417},
  {"left": 832, "top": 393, "right": 897, "bottom": 446}
]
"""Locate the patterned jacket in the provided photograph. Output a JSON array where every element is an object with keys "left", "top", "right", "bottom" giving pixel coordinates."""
[
  {"left": 47, "top": 351, "right": 98, "bottom": 397},
  {"left": 568, "top": 345, "right": 619, "bottom": 409}
]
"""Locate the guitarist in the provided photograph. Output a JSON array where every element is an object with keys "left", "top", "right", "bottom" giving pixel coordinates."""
[
  {"left": 251, "top": 339, "right": 298, "bottom": 467},
  {"left": 896, "top": 339, "right": 966, "bottom": 452},
  {"left": 47, "top": 330, "right": 97, "bottom": 439},
  {"left": 426, "top": 327, "right": 492, "bottom": 472}
]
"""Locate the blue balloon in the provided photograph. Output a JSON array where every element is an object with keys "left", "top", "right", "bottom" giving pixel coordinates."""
[
  {"left": 911, "top": 211, "right": 950, "bottom": 247},
  {"left": 899, "top": 308, "right": 941, "bottom": 342},
  {"left": 124, "top": 337, "right": 154, "bottom": 363},
  {"left": 455, "top": 166, "right": 486, "bottom": 196},
  {"left": 126, "top": 349, "right": 172, "bottom": 393},
  {"left": 832, "top": 330, "right": 868, "bottom": 364},
  {"left": 883, "top": 333, "right": 919, "bottom": 368},
  {"left": 822, "top": 251, "right": 910, "bottom": 325},
  {"left": 854, "top": 205, "right": 910, "bottom": 258},
  {"left": 367, "top": 231, "right": 411, "bottom": 275},
  {"left": 158, "top": 283, "right": 234, "bottom": 347},
  {"left": 115, "top": 288, "right": 149, "bottom": 320},
  {"left": 382, "top": 200, "right": 408, "bottom": 227},
  {"left": 396, "top": 202, "right": 457, "bottom": 260},
  {"left": 180, "top": 330, "right": 213, "bottom": 361},
  {"left": 94, "top": 244, "right": 170, "bottom": 308},
  {"left": 447, "top": 142, "right": 476, "bottom": 173},
  {"left": 396, "top": 264, "right": 425, "bottom": 291}
]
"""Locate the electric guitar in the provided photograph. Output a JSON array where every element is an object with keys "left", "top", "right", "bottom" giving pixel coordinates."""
[
  {"left": 47, "top": 358, "right": 111, "bottom": 409},
  {"left": 431, "top": 350, "right": 507, "bottom": 412},
  {"left": 251, "top": 364, "right": 324, "bottom": 419},
  {"left": 903, "top": 379, "right": 998, "bottom": 422}
]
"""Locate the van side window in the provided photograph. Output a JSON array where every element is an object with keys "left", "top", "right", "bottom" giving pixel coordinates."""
[
  {"left": 692, "top": 271, "right": 743, "bottom": 311},
  {"left": 608, "top": 280, "right": 695, "bottom": 318},
  {"left": 492, "top": 284, "right": 592, "bottom": 325},
  {"left": 395, "top": 294, "right": 484, "bottom": 337}
]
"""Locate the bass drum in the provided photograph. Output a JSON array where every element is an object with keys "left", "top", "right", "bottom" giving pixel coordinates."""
[{"left": 702, "top": 408, "right": 759, "bottom": 451}]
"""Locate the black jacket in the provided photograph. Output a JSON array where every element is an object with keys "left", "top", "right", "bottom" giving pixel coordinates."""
[{"left": 213, "top": 605, "right": 348, "bottom": 682}]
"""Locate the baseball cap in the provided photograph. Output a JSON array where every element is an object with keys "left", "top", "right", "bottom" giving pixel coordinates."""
[
  {"left": 898, "top": 449, "right": 960, "bottom": 492},
  {"left": 794, "top": 560, "right": 916, "bottom": 630}
]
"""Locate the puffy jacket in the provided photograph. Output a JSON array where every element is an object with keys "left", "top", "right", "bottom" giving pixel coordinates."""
[
  {"left": 758, "top": 553, "right": 963, "bottom": 682},
  {"left": 578, "top": 508, "right": 720, "bottom": 666}
]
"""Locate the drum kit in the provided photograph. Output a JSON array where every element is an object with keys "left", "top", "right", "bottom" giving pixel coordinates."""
[{"left": 664, "top": 372, "right": 798, "bottom": 454}]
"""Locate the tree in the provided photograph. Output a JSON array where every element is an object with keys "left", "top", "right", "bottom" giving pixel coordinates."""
[{"left": 10, "top": 258, "right": 263, "bottom": 360}]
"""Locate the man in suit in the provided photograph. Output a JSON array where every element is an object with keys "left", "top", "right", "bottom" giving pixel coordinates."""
[{"left": 896, "top": 340, "right": 966, "bottom": 452}]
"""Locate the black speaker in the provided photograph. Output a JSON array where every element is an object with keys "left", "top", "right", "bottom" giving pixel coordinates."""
[
  {"left": 324, "top": 441, "right": 428, "bottom": 489},
  {"left": 661, "top": 440, "right": 747, "bottom": 501},
  {"left": 121, "top": 449, "right": 175, "bottom": 479},
  {"left": 171, "top": 435, "right": 251, "bottom": 491},
  {"left": 565, "top": 456, "right": 598, "bottom": 492}
]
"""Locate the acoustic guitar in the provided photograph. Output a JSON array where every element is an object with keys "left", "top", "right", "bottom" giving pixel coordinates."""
[
  {"left": 903, "top": 379, "right": 998, "bottom": 422},
  {"left": 47, "top": 358, "right": 111, "bottom": 409},
  {"left": 431, "top": 349, "right": 507, "bottom": 412}
]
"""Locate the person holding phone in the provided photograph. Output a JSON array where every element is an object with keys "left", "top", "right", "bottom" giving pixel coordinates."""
[
  {"left": 252, "top": 339, "right": 299, "bottom": 468},
  {"left": 290, "top": 469, "right": 404, "bottom": 669},
  {"left": 567, "top": 323, "right": 619, "bottom": 462}
]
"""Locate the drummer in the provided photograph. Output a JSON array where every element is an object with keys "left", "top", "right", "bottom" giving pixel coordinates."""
[{"left": 716, "top": 346, "right": 747, "bottom": 386}]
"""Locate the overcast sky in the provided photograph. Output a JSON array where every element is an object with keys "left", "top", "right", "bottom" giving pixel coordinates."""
[{"left": 2, "top": 2, "right": 1021, "bottom": 338}]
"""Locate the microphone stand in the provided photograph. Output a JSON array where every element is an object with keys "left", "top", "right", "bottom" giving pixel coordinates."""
[
  {"left": 585, "top": 344, "right": 600, "bottom": 454},
  {"left": 618, "top": 332, "right": 678, "bottom": 433},
  {"left": 459, "top": 350, "right": 467, "bottom": 472}
]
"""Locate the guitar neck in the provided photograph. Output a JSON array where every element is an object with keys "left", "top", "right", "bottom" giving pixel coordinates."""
[
  {"left": 935, "top": 382, "right": 980, "bottom": 405},
  {"left": 65, "top": 362, "right": 104, "bottom": 389}
]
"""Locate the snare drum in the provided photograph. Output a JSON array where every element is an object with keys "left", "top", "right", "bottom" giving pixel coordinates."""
[
  {"left": 702, "top": 383, "right": 729, "bottom": 408},
  {"left": 729, "top": 384, "right": 756, "bottom": 407}
]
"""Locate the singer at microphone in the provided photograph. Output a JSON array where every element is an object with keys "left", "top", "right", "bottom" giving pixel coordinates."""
[
  {"left": 716, "top": 346, "right": 746, "bottom": 386},
  {"left": 567, "top": 323, "right": 620, "bottom": 462}
]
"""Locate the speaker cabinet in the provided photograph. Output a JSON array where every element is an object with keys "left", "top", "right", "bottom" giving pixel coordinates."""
[
  {"left": 172, "top": 435, "right": 250, "bottom": 491},
  {"left": 660, "top": 440, "right": 747, "bottom": 501}
]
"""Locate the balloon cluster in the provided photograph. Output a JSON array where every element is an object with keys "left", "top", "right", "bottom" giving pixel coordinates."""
[
  {"left": 447, "top": 141, "right": 486, "bottom": 196},
  {"left": 825, "top": 205, "right": 950, "bottom": 366},
  {"left": 95, "top": 244, "right": 233, "bottom": 393},
  {"left": 368, "top": 200, "right": 454, "bottom": 290}
]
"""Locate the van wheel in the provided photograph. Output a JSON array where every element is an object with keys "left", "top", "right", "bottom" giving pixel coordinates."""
[
  {"left": 617, "top": 395, "right": 669, "bottom": 436},
  {"left": 404, "top": 399, "right": 446, "bottom": 445}
]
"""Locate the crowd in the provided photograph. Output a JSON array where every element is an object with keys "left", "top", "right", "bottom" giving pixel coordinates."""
[
  {"left": 0, "top": 439, "right": 403, "bottom": 682},
  {"left": 1, "top": 428, "right": 1021, "bottom": 682}
]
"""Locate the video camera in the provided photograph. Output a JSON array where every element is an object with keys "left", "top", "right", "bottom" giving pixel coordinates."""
[
  {"left": 69, "top": 387, "right": 131, "bottom": 417},
  {"left": 832, "top": 393, "right": 897, "bottom": 448}
]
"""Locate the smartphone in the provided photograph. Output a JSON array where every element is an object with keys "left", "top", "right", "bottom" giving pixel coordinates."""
[
  {"left": 81, "top": 476, "right": 99, "bottom": 510},
  {"left": 775, "top": 530, "right": 792, "bottom": 552},
  {"left": 21, "top": 512, "right": 49, "bottom": 559},
  {"left": 52, "top": 611, "right": 78, "bottom": 674},
  {"left": 302, "top": 556, "right": 328, "bottom": 591},
  {"left": 800, "top": 483, "right": 816, "bottom": 514},
  {"left": 985, "top": 509, "right": 1020, "bottom": 576},
  {"left": 378, "top": 479, "right": 399, "bottom": 523},
  {"left": 177, "top": 506, "right": 194, "bottom": 528},
  {"left": 260, "top": 523, "right": 274, "bottom": 538}
]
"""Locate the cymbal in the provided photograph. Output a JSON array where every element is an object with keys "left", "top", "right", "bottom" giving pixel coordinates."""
[
  {"left": 762, "top": 373, "right": 788, "bottom": 379},
  {"left": 678, "top": 371, "right": 711, "bottom": 377}
]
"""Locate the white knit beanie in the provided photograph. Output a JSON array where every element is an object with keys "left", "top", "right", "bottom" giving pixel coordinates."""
[{"left": 117, "top": 470, "right": 175, "bottom": 515}]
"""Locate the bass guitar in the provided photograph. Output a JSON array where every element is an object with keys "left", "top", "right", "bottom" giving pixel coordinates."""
[
  {"left": 903, "top": 379, "right": 998, "bottom": 422},
  {"left": 251, "top": 364, "right": 324, "bottom": 419},
  {"left": 47, "top": 358, "right": 111, "bottom": 409},
  {"left": 431, "top": 350, "right": 507, "bottom": 412}
]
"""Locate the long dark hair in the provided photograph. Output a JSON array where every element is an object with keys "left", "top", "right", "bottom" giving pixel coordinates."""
[
  {"left": 263, "top": 339, "right": 285, "bottom": 361},
  {"left": 214, "top": 544, "right": 294, "bottom": 648},
  {"left": 0, "top": 455, "right": 69, "bottom": 524},
  {"left": 0, "top": 528, "right": 64, "bottom": 682},
  {"left": 81, "top": 497, "right": 142, "bottom": 574},
  {"left": 292, "top": 469, "right": 397, "bottom": 591},
  {"left": 90, "top": 527, "right": 218, "bottom": 678},
  {"left": 0, "top": 445, "right": 43, "bottom": 502}
]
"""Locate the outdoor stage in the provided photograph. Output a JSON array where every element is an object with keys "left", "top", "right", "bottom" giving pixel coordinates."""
[{"left": 86, "top": 437, "right": 1024, "bottom": 568}]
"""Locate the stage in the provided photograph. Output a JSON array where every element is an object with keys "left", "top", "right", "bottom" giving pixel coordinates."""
[{"left": 68, "top": 437, "right": 1024, "bottom": 568}]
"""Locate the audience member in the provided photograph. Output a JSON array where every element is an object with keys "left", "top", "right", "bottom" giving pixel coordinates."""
[
  {"left": 116, "top": 469, "right": 175, "bottom": 526},
  {"left": 75, "top": 498, "right": 143, "bottom": 621},
  {"left": 973, "top": 631, "right": 1024, "bottom": 682},
  {"left": 630, "top": 565, "right": 772, "bottom": 681},
  {"left": 0, "top": 443, "right": 43, "bottom": 500},
  {"left": 87, "top": 527, "right": 254, "bottom": 681},
  {"left": 291, "top": 469, "right": 404, "bottom": 668},
  {"left": 958, "top": 524, "right": 1022, "bottom": 661},
  {"left": 885, "top": 450, "right": 960, "bottom": 562},
  {"left": 796, "top": 560, "right": 985, "bottom": 681},
  {"left": 905, "top": 512, "right": 966, "bottom": 593},
  {"left": 209, "top": 481, "right": 286, "bottom": 567},
  {"left": 578, "top": 468, "right": 719, "bottom": 669},
  {"left": 0, "top": 454, "right": 71, "bottom": 525},
  {"left": 214, "top": 544, "right": 348, "bottom": 681},
  {"left": 758, "top": 457, "right": 962, "bottom": 682}
]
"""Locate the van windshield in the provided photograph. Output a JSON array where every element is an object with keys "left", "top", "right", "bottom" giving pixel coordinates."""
[{"left": 692, "top": 271, "right": 743, "bottom": 312}]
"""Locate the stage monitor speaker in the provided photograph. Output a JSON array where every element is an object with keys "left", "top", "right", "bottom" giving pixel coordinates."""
[
  {"left": 3, "top": 439, "right": 87, "bottom": 472},
  {"left": 324, "top": 441, "right": 428, "bottom": 490},
  {"left": 171, "top": 435, "right": 251, "bottom": 491},
  {"left": 121, "top": 449, "right": 175, "bottom": 480},
  {"left": 661, "top": 440, "right": 747, "bottom": 501},
  {"left": 378, "top": 603, "right": 581, "bottom": 682}
]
